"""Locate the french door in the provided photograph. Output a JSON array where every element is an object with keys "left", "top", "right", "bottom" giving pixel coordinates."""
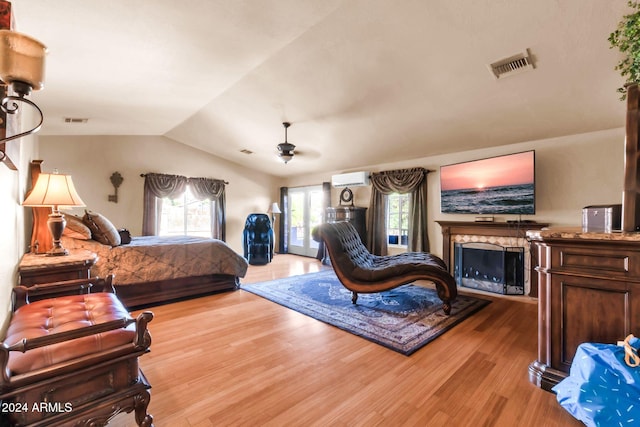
[{"left": 288, "top": 185, "right": 324, "bottom": 257}]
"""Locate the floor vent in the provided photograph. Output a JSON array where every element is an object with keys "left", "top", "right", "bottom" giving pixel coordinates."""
[{"left": 488, "top": 49, "right": 534, "bottom": 80}]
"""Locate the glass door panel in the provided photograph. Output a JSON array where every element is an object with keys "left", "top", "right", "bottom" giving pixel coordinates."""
[{"left": 288, "top": 185, "right": 323, "bottom": 257}]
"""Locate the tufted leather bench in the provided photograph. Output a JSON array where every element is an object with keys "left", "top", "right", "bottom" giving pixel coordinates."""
[
  {"left": 312, "top": 221, "right": 457, "bottom": 314},
  {"left": 0, "top": 276, "right": 154, "bottom": 426}
]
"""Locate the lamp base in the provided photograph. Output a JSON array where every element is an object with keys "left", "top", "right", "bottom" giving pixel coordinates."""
[
  {"left": 47, "top": 211, "right": 68, "bottom": 256},
  {"left": 46, "top": 245, "right": 69, "bottom": 256}
]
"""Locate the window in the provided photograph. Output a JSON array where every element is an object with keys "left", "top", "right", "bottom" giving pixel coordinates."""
[
  {"left": 387, "top": 192, "right": 409, "bottom": 246},
  {"left": 142, "top": 173, "right": 226, "bottom": 239},
  {"left": 158, "top": 186, "right": 215, "bottom": 238}
]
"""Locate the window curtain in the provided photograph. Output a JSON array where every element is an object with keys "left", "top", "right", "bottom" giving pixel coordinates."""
[
  {"left": 316, "top": 181, "right": 331, "bottom": 261},
  {"left": 366, "top": 167, "right": 430, "bottom": 255},
  {"left": 142, "top": 173, "right": 188, "bottom": 236},
  {"left": 278, "top": 187, "right": 289, "bottom": 254},
  {"left": 188, "top": 177, "right": 227, "bottom": 241}
]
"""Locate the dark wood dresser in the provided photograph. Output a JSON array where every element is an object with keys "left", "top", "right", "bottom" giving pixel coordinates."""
[
  {"left": 326, "top": 206, "right": 367, "bottom": 246},
  {"left": 320, "top": 206, "right": 367, "bottom": 265},
  {"left": 527, "top": 228, "right": 640, "bottom": 390}
]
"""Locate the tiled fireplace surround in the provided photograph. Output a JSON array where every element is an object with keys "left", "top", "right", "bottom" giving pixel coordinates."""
[{"left": 436, "top": 221, "right": 550, "bottom": 297}]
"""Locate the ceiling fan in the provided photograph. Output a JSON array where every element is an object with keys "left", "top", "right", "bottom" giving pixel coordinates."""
[{"left": 277, "top": 122, "right": 296, "bottom": 164}]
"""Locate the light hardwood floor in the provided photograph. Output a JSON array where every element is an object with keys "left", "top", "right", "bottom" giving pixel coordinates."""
[{"left": 111, "top": 254, "right": 580, "bottom": 427}]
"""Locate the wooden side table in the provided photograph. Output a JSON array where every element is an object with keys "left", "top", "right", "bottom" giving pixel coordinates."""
[
  {"left": 527, "top": 228, "right": 640, "bottom": 391},
  {"left": 18, "top": 249, "right": 98, "bottom": 286}
]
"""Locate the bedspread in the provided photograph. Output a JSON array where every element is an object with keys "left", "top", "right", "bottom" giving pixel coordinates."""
[{"left": 61, "top": 235, "right": 248, "bottom": 285}]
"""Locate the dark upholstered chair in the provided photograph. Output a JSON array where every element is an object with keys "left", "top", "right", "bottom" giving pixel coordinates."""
[
  {"left": 243, "top": 213, "right": 274, "bottom": 265},
  {"left": 312, "top": 221, "right": 457, "bottom": 314}
]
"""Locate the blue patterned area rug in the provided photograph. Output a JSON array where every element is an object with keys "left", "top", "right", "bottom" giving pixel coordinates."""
[{"left": 241, "top": 269, "right": 491, "bottom": 355}]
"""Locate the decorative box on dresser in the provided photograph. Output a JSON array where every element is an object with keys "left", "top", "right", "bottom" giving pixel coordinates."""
[
  {"left": 527, "top": 228, "right": 640, "bottom": 391},
  {"left": 18, "top": 248, "right": 98, "bottom": 286}
]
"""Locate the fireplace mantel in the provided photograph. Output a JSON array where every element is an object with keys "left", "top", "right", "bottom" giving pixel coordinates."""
[{"left": 436, "top": 221, "right": 550, "bottom": 297}]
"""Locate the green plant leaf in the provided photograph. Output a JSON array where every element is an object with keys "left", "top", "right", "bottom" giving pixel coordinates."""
[{"left": 610, "top": 1, "right": 640, "bottom": 99}]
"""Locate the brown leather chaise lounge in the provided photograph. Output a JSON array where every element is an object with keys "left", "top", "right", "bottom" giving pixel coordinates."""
[{"left": 313, "top": 221, "right": 457, "bottom": 314}]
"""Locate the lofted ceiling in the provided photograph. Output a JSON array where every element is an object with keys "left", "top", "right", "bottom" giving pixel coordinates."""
[{"left": 11, "top": 0, "right": 632, "bottom": 177}]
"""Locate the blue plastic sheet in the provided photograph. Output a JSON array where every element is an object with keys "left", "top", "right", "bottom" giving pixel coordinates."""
[{"left": 553, "top": 336, "right": 640, "bottom": 427}]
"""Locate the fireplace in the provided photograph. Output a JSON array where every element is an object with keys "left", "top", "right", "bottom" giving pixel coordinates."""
[
  {"left": 454, "top": 242, "right": 525, "bottom": 295},
  {"left": 437, "top": 221, "right": 548, "bottom": 297}
]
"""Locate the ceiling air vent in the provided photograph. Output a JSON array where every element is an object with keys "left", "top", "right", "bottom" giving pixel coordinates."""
[
  {"left": 240, "top": 149, "right": 253, "bottom": 155},
  {"left": 64, "top": 117, "right": 88, "bottom": 123},
  {"left": 488, "top": 49, "right": 534, "bottom": 80}
]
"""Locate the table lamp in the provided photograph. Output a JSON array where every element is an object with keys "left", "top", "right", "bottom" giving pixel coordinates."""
[{"left": 23, "top": 172, "right": 85, "bottom": 256}]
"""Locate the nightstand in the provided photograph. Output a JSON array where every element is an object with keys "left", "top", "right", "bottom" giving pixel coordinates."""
[{"left": 18, "top": 249, "right": 98, "bottom": 286}]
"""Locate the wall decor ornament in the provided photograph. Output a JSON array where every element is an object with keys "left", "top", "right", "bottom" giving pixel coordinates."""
[{"left": 108, "top": 171, "right": 123, "bottom": 203}]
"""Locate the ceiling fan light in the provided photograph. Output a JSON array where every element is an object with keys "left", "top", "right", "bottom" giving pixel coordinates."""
[
  {"left": 279, "top": 153, "right": 293, "bottom": 163},
  {"left": 277, "top": 122, "right": 296, "bottom": 164},
  {"left": 277, "top": 141, "right": 295, "bottom": 163}
]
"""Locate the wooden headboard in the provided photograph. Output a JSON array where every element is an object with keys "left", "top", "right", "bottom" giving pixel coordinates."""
[{"left": 27, "top": 160, "right": 53, "bottom": 254}]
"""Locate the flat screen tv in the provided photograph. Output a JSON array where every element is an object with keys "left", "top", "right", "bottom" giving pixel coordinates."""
[{"left": 440, "top": 150, "right": 535, "bottom": 215}]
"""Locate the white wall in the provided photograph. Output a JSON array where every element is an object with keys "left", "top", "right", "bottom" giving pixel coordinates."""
[
  {"left": 0, "top": 126, "right": 38, "bottom": 335},
  {"left": 37, "top": 135, "right": 284, "bottom": 254},
  {"left": 33, "top": 127, "right": 624, "bottom": 262},
  {"left": 284, "top": 127, "right": 625, "bottom": 258}
]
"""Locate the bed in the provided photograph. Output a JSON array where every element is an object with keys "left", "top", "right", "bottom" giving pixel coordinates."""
[
  {"left": 60, "top": 233, "right": 248, "bottom": 308},
  {"left": 27, "top": 161, "right": 248, "bottom": 308}
]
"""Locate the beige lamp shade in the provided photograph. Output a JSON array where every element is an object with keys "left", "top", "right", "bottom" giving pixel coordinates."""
[
  {"left": 23, "top": 173, "right": 86, "bottom": 209},
  {"left": 0, "top": 29, "right": 47, "bottom": 92},
  {"left": 268, "top": 202, "right": 281, "bottom": 214}
]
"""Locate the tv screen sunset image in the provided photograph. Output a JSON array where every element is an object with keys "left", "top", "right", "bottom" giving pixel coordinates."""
[{"left": 440, "top": 151, "right": 535, "bottom": 214}]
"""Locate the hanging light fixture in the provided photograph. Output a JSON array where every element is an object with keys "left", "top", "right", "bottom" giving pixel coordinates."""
[
  {"left": 277, "top": 122, "right": 295, "bottom": 164},
  {"left": 0, "top": 29, "right": 47, "bottom": 162}
]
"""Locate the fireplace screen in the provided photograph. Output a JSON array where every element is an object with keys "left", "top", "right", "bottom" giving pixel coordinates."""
[{"left": 454, "top": 242, "right": 524, "bottom": 295}]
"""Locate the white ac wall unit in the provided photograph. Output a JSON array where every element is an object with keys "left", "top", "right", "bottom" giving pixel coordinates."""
[{"left": 331, "top": 171, "right": 370, "bottom": 188}]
